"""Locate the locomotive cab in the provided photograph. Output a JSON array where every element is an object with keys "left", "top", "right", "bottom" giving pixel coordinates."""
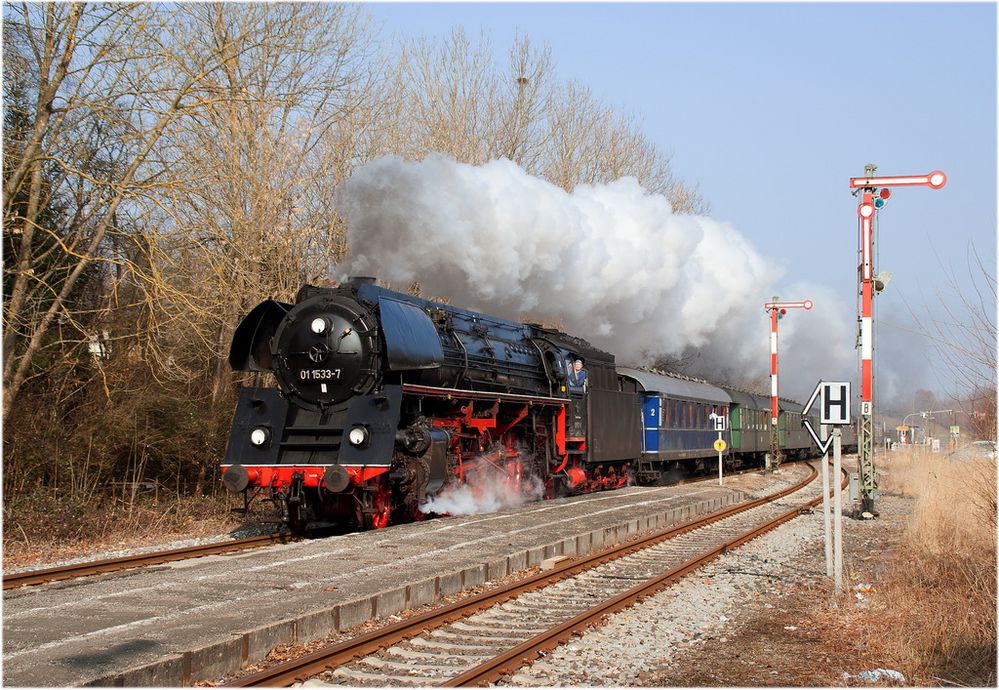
[{"left": 529, "top": 327, "right": 641, "bottom": 490}]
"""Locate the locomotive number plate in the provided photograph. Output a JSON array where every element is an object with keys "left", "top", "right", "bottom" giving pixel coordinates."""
[{"left": 300, "top": 368, "right": 342, "bottom": 381}]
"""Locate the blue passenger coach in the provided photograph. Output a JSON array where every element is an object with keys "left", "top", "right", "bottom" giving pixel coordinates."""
[{"left": 618, "top": 368, "right": 732, "bottom": 483}]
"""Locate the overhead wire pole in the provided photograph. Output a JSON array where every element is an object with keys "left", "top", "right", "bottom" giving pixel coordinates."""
[
  {"left": 764, "top": 298, "right": 813, "bottom": 471},
  {"left": 849, "top": 166, "right": 946, "bottom": 515}
]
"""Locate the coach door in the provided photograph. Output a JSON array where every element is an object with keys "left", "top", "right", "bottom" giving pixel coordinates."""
[{"left": 567, "top": 358, "right": 587, "bottom": 442}]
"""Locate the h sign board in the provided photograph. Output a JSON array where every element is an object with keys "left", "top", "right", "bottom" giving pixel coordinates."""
[
  {"left": 801, "top": 381, "right": 852, "bottom": 425},
  {"left": 712, "top": 414, "right": 727, "bottom": 431},
  {"left": 820, "top": 382, "right": 851, "bottom": 425},
  {"left": 801, "top": 381, "right": 852, "bottom": 454}
]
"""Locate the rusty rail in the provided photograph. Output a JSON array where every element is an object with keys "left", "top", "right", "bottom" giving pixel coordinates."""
[{"left": 3, "top": 532, "right": 295, "bottom": 590}]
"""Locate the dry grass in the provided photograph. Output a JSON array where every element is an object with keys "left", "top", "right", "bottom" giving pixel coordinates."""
[
  {"left": 2, "top": 492, "right": 255, "bottom": 570},
  {"left": 861, "top": 446, "right": 997, "bottom": 685}
]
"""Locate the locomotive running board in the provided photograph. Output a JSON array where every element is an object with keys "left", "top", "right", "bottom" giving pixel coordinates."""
[{"left": 401, "top": 383, "right": 568, "bottom": 406}]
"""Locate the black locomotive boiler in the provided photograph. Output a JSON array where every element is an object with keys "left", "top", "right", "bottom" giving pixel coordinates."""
[{"left": 221, "top": 277, "right": 855, "bottom": 531}]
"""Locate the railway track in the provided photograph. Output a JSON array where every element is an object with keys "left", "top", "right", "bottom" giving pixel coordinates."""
[
  {"left": 230, "top": 464, "right": 836, "bottom": 687},
  {"left": 2, "top": 532, "right": 296, "bottom": 591}
]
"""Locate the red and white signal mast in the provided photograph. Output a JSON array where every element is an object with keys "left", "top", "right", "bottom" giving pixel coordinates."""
[
  {"left": 764, "top": 297, "right": 813, "bottom": 470},
  {"left": 849, "top": 165, "right": 946, "bottom": 515}
]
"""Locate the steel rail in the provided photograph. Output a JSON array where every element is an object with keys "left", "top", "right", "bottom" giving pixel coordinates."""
[
  {"left": 230, "top": 464, "right": 822, "bottom": 687},
  {"left": 3, "top": 532, "right": 296, "bottom": 590}
]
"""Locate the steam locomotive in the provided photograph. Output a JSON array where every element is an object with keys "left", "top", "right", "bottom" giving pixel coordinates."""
[{"left": 221, "top": 277, "right": 854, "bottom": 531}]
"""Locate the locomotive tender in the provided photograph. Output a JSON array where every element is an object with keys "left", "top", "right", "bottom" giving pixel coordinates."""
[{"left": 221, "top": 277, "right": 854, "bottom": 531}]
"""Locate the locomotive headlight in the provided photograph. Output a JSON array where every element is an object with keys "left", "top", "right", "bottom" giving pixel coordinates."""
[
  {"left": 250, "top": 428, "right": 270, "bottom": 447},
  {"left": 310, "top": 317, "right": 327, "bottom": 335},
  {"left": 348, "top": 426, "right": 369, "bottom": 447}
]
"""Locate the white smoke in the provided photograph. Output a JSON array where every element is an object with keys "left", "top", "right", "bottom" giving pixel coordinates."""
[
  {"left": 420, "top": 467, "right": 545, "bottom": 517},
  {"left": 337, "top": 154, "right": 854, "bottom": 401}
]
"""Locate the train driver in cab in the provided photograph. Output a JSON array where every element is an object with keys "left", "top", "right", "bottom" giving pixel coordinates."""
[{"left": 568, "top": 357, "right": 588, "bottom": 392}]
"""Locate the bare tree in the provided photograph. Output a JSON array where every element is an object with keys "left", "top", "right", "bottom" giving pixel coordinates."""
[
  {"left": 2, "top": 3, "right": 199, "bottom": 415},
  {"left": 157, "top": 3, "right": 377, "bottom": 407},
  {"left": 911, "top": 243, "right": 997, "bottom": 439},
  {"left": 394, "top": 28, "right": 499, "bottom": 164},
  {"left": 487, "top": 35, "right": 553, "bottom": 170},
  {"left": 542, "top": 79, "right": 707, "bottom": 214}
]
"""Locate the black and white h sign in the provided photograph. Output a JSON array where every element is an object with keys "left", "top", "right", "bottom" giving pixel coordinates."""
[
  {"left": 821, "top": 382, "right": 851, "bottom": 425},
  {"left": 801, "top": 380, "right": 852, "bottom": 454}
]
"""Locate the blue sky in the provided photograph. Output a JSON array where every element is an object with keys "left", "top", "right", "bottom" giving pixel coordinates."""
[{"left": 365, "top": 2, "right": 997, "bottom": 408}]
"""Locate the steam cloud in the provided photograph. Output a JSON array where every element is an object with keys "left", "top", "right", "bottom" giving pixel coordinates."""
[
  {"left": 337, "top": 154, "right": 854, "bottom": 401},
  {"left": 420, "top": 467, "right": 545, "bottom": 516}
]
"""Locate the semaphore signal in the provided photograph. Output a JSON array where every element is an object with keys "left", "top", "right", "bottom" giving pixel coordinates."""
[
  {"left": 764, "top": 297, "right": 813, "bottom": 471},
  {"left": 849, "top": 165, "right": 946, "bottom": 517}
]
